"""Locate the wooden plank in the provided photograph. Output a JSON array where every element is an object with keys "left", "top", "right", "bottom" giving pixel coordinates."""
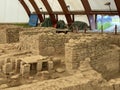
[
  {"left": 29, "top": 0, "right": 44, "bottom": 22},
  {"left": 58, "top": 0, "right": 73, "bottom": 26},
  {"left": 41, "top": 0, "right": 57, "bottom": 25},
  {"left": 19, "top": 0, "right": 31, "bottom": 17}
]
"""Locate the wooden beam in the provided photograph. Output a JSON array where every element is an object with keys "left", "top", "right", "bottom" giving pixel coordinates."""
[
  {"left": 41, "top": 0, "right": 57, "bottom": 25},
  {"left": 114, "top": 0, "right": 120, "bottom": 16},
  {"left": 91, "top": 11, "right": 118, "bottom": 15},
  {"left": 95, "top": 14, "right": 97, "bottom": 30},
  {"left": 58, "top": 0, "right": 73, "bottom": 26},
  {"left": 81, "top": 0, "right": 96, "bottom": 29},
  {"left": 34, "top": 10, "right": 118, "bottom": 15},
  {"left": 29, "top": 0, "right": 44, "bottom": 22},
  {"left": 19, "top": 0, "right": 31, "bottom": 17}
]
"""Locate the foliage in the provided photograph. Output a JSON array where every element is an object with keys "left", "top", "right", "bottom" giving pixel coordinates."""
[
  {"left": 14, "top": 23, "right": 31, "bottom": 28},
  {"left": 97, "top": 22, "right": 111, "bottom": 30},
  {"left": 69, "top": 21, "right": 88, "bottom": 31},
  {"left": 41, "top": 18, "right": 53, "bottom": 27},
  {"left": 56, "top": 20, "right": 66, "bottom": 29}
]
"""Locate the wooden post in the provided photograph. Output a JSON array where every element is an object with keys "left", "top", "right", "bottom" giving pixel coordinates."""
[
  {"left": 43, "top": 14, "right": 45, "bottom": 20},
  {"left": 84, "top": 28, "right": 87, "bottom": 33},
  {"left": 101, "top": 25, "right": 103, "bottom": 34},
  {"left": 56, "top": 14, "right": 58, "bottom": 22},
  {"left": 115, "top": 24, "right": 117, "bottom": 35}
]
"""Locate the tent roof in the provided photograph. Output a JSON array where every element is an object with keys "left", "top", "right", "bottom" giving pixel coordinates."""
[{"left": 24, "top": 0, "right": 117, "bottom": 12}]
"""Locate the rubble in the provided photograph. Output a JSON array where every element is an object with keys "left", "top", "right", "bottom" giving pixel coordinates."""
[
  {"left": 40, "top": 71, "right": 50, "bottom": 80},
  {"left": 56, "top": 68, "right": 65, "bottom": 73}
]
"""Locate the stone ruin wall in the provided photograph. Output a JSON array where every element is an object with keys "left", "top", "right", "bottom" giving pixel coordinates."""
[
  {"left": 20, "top": 31, "right": 120, "bottom": 77},
  {"left": 5, "top": 57, "right": 120, "bottom": 90},
  {"left": 20, "top": 33, "right": 40, "bottom": 54},
  {"left": 0, "top": 28, "right": 22, "bottom": 44},
  {"left": 65, "top": 34, "right": 120, "bottom": 78},
  {"left": 0, "top": 26, "right": 55, "bottom": 44},
  {"left": 1, "top": 27, "right": 120, "bottom": 90},
  {"left": 38, "top": 33, "right": 68, "bottom": 56},
  {"left": 20, "top": 32, "right": 82, "bottom": 56}
]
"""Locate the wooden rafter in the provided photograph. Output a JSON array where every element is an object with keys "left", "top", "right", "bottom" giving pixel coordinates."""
[
  {"left": 41, "top": 0, "right": 57, "bottom": 25},
  {"left": 19, "top": 0, "right": 31, "bottom": 17},
  {"left": 29, "top": 0, "right": 44, "bottom": 22},
  {"left": 36, "top": 11, "right": 118, "bottom": 15},
  {"left": 114, "top": 0, "right": 120, "bottom": 16},
  {"left": 91, "top": 11, "right": 118, "bottom": 15},
  {"left": 81, "top": 0, "right": 96, "bottom": 29},
  {"left": 58, "top": 0, "right": 73, "bottom": 26}
]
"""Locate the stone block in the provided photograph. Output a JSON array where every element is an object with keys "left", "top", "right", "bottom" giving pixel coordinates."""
[
  {"left": 0, "top": 84, "right": 8, "bottom": 89},
  {"left": 40, "top": 71, "right": 50, "bottom": 80},
  {"left": 37, "top": 61, "right": 42, "bottom": 71},
  {"left": 4, "top": 58, "right": 11, "bottom": 64},
  {"left": 56, "top": 68, "right": 65, "bottom": 73},
  {"left": 113, "top": 84, "right": 120, "bottom": 90},
  {"left": 20, "top": 64, "right": 30, "bottom": 76},
  {"left": 48, "top": 61, "right": 54, "bottom": 71},
  {"left": 2, "top": 63, "right": 12, "bottom": 74},
  {"left": 52, "top": 58, "right": 61, "bottom": 67},
  {"left": 15, "top": 59, "right": 22, "bottom": 73}
]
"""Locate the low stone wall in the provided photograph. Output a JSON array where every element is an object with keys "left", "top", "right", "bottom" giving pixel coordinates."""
[
  {"left": 0, "top": 26, "right": 55, "bottom": 44},
  {"left": 0, "top": 28, "right": 7, "bottom": 43},
  {"left": 20, "top": 31, "right": 83, "bottom": 56},
  {"left": 0, "top": 28, "right": 22, "bottom": 44}
]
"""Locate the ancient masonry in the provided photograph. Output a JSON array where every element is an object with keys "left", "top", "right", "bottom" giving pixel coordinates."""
[
  {"left": 65, "top": 34, "right": 120, "bottom": 78},
  {"left": 0, "top": 27, "right": 120, "bottom": 90}
]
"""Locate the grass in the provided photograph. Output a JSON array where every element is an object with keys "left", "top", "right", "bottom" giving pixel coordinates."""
[
  {"left": 97, "top": 22, "right": 112, "bottom": 30},
  {"left": 13, "top": 23, "right": 32, "bottom": 28}
]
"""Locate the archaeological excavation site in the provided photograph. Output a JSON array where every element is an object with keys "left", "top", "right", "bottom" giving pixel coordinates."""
[
  {"left": 0, "top": 0, "right": 120, "bottom": 90},
  {"left": 0, "top": 24, "right": 120, "bottom": 90}
]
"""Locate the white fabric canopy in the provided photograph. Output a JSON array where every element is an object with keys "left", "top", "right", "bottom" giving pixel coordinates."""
[
  {"left": 0, "top": 0, "right": 117, "bottom": 23},
  {"left": 88, "top": 0, "right": 117, "bottom": 11}
]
